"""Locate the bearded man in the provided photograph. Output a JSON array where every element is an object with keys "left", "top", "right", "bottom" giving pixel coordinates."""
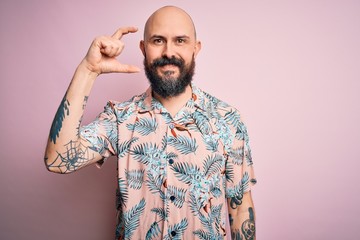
[{"left": 45, "top": 6, "right": 256, "bottom": 240}]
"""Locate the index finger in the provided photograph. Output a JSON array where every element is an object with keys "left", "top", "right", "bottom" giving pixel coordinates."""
[{"left": 112, "top": 27, "right": 138, "bottom": 39}]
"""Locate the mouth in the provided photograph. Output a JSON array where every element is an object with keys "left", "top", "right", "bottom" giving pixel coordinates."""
[
  {"left": 159, "top": 64, "right": 178, "bottom": 70},
  {"left": 158, "top": 64, "right": 179, "bottom": 76}
]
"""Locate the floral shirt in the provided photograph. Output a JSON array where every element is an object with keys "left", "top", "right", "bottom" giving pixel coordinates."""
[{"left": 80, "top": 84, "right": 256, "bottom": 240}]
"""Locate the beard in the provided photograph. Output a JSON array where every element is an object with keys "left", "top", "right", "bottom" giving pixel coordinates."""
[{"left": 144, "top": 55, "right": 195, "bottom": 98}]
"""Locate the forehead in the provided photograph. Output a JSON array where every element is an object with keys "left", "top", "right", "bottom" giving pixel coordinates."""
[{"left": 144, "top": 7, "right": 196, "bottom": 39}]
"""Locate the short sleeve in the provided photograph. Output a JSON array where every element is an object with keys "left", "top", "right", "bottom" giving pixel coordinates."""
[
  {"left": 225, "top": 120, "right": 256, "bottom": 201},
  {"left": 80, "top": 101, "right": 118, "bottom": 167}
]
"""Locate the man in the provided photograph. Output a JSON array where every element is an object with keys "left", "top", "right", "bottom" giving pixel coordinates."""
[{"left": 45, "top": 6, "right": 256, "bottom": 240}]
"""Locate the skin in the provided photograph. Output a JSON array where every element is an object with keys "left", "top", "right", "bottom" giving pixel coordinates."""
[
  {"left": 44, "top": 6, "right": 255, "bottom": 239},
  {"left": 44, "top": 26, "right": 140, "bottom": 173},
  {"left": 228, "top": 192, "right": 256, "bottom": 239},
  {"left": 140, "top": 6, "right": 201, "bottom": 116}
]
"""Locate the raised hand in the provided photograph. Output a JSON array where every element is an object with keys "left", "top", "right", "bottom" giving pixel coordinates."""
[{"left": 81, "top": 26, "right": 140, "bottom": 75}]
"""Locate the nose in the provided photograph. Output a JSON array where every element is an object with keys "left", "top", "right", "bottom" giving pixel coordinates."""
[{"left": 162, "top": 42, "right": 175, "bottom": 58}]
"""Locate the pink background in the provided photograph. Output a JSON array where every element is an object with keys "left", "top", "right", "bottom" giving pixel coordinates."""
[{"left": 1, "top": 0, "right": 360, "bottom": 239}]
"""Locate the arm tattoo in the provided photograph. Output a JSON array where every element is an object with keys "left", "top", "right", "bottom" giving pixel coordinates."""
[
  {"left": 47, "top": 140, "right": 95, "bottom": 173},
  {"left": 50, "top": 96, "right": 70, "bottom": 144},
  {"left": 231, "top": 229, "right": 243, "bottom": 240},
  {"left": 230, "top": 192, "right": 244, "bottom": 209},
  {"left": 241, "top": 207, "right": 255, "bottom": 240},
  {"left": 76, "top": 96, "right": 89, "bottom": 135},
  {"left": 229, "top": 213, "right": 234, "bottom": 226},
  {"left": 82, "top": 96, "right": 89, "bottom": 110},
  {"left": 230, "top": 208, "right": 256, "bottom": 240}
]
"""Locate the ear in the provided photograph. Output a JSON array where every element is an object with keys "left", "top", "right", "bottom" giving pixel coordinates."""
[
  {"left": 139, "top": 40, "right": 146, "bottom": 57},
  {"left": 194, "top": 40, "right": 202, "bottom": 58}
]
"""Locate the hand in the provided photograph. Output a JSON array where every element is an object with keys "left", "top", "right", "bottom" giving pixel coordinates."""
[{"left": 81, "top": 27, "right": 140, "bottom": 75}]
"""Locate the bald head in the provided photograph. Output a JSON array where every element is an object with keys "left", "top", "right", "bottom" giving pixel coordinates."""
[{"left": 144, "top": 6, "right": 197, "bottom": 41}]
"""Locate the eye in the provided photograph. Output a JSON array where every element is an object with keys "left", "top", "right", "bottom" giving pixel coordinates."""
[
  {"left": 176, "top": 38, "right": 186, "bottom": 44},
  {"left": 153, "top": 38, "right": 164, "bottom": 45}
]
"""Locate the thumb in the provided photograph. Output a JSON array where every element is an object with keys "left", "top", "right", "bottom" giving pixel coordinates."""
[{"left": 110, "top": 61, "right": 141, "bottom": 73}]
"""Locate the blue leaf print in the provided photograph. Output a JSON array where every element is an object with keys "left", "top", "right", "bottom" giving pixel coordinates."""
[
  {"left": 123, "top": 198, "right": 146, "bottom": 239},
  {"left": 226, "top": 172, "right": 250, "bottom": 208},
  {"left": 125, "top": 169, "right": 144, "bottom": 189},
  {"left": 209, "top": 204, "right": 222, "bottom": 226},
  {"left": 116, "top": 106, "right": 135, "bottom": 124},
  {"left": 193, "top": 229, "right": 213, "bottom": 240},
  {"left": 204, "top": 101, "right": 221, "bottom": 119},
  {"left": 193, "top": 204, "right": 224, "bottom": 238},
  {"left": 171, "top": 162, "right": 200, "bottom": 185},
  {"left": 167, "top": 135, "right": 198, "bottom": 155},
  {"left": 117, "top": 96, "right": 136, "bottom": 108},
  {"left": 225, "top": 161, "right": 234, "bottom": 183},
  {"left": 202, "top": 133, "right": 219, "bottom": 152},
  {"left": 226, "top": 172, "right": 249, "bottom": 197},
  {"left": 235, "top": 121, "right": 248, "bottom": 141},
  {"left": 245, "top": 148, "right": 253, "bottom": 166},
  {"left": 224, "top": 109, "right": 242, "bottom": 129},
  {"left": 145, "top": 221, "right": 161, "bottom": 240},
  {"left": 203, "top": 154, "right": 224, "bottom": 177},
  {"left": 198, "top": 212, "right": 213, "bottom": 234},
  {"left": 191, "top": 110, "right": 211, "bottom": 134},
  {"left": 89, "top": 136, "right": 109, "bottom": 155},
  {"left": 126, "top": 117, "right": 158, "bottom": 136},
  {"left": 229, "top": 147, "right": 244, "bottom": 165},
  {"left": 161, "top": 134, "right": 167, "bottom": 150},
  {"left": 167, "top": 186, "right": 187, "bottom": 208},
  {"left": 118, "top": 178, "right": 128, "bottom": 207},
  {"left": 165, "top": 218, "right": 188, "bottom": 240},
  {"left": 188, "top": 192, "right": 202, "bottom": 216},
  {"left": 118, "top": 137, "right": 139, "bottom": 158},
  {"left": 146, "top": 173, "right": 166, "bottom": 201},
  {"left": 101, "top": 118, "right": 117, "bottom": 146},
  {"left": 166, "top": 152, "right": 178, "bottom": 161},
  {"left": 202, "top": 91, "right": 221, "bottom": 106},
  {"left": 151, "top": 207, "right": 166, "bottom": 221},
  {"left": 210, "top": 187, "right": 222, "bottom": 198},
  {"left": 215, "top": 118, "right": 234, "bottom": 150},
  {"left": 131, "top": 142, "right": 160, "bottom": 165}
]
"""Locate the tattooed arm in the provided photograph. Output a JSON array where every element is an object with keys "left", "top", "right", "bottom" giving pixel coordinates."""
[
  {"left": 228, "top": 191, "right": 256, "bottom": 240},
  {"left": 44, "top": 27, "right": 140, "bottom": 174}
]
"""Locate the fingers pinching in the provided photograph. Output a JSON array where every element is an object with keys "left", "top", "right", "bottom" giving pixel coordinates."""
[{"left": 112, "top": 26, "right": 138, "bottom": 40}]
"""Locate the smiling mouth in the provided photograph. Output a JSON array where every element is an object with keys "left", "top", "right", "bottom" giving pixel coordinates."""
[
  {"left": 159, "top": 64, "right": 178, "bottom": 70},
  {"left": 158, "top": 64, "right": 179, "bottom": 76}
]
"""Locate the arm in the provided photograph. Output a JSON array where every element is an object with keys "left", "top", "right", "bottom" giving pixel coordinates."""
[
  {"left": 228, "top": 191, "right": 256, "bottom": 240},
  {"left": 44, "top": 27, "right": 140, "bottom": 174}
]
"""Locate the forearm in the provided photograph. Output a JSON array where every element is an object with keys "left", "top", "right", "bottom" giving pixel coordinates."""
[
  {"left": 44, "top": 27, "right": 140, "bottom": 173},
  {"left": 228, "top": 191, "right": 256, "bottom": 240},
  {"left": 44, "top": 63, "right": 98, "bottom": 173}
]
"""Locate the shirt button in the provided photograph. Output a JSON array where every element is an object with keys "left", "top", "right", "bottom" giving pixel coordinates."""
[
  {"left": 170, "top": 196, "right": 176, "bottom": 201},
  {"left": 168, "top": 159, "right": 174, "bottom": 164},
  {"left": 171, "top": 231, "right": 177, "bottom": 236}
]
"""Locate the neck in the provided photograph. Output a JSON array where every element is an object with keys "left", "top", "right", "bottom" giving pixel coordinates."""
[{"left": 153, "top": 84, "right": 192, "bottom": 117}]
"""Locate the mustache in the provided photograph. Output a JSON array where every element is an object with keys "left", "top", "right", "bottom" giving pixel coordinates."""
[{"left": 151, "top": 56, "right": 184, "bottom": 68}]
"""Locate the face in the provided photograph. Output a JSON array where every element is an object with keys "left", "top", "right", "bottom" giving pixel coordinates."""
[
  {"left": 140, "top": 7, "right": 201, "bottom": 98},
  {"left": 143, "top": 55, "right": 196, "bottom": 98}
]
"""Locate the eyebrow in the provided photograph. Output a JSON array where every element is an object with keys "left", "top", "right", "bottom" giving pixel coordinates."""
[
  {"left": 149, "top": 34, "right": 190, "bottom": 40},
  {"left": 175, "top": 35, "right": 190, "bottom": 39}
]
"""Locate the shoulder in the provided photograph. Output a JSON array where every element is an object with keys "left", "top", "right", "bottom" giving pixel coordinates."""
[
  {"left": 107, "top": 92, "right": 146, "bottom": 111},
  {"left": 99, "top": 91, "right": 147, "bottom": 123},
  {"left": 199, "top": 87, "right": 250, "bottom": 140},
  {"left": 198, "top": 87, "right": 244, "bottom": 121}
]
